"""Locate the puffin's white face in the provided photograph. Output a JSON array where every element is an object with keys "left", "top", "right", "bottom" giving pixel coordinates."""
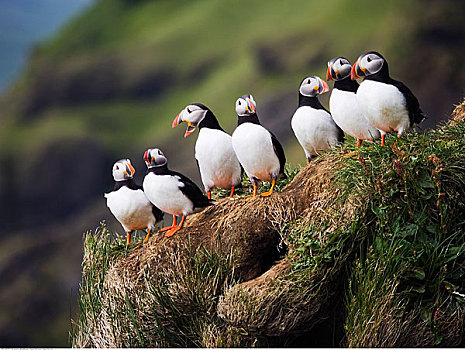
[
  {"left": 172, "top": 103, "right": 208, "bottom": 138},
  {"left": 327, "top": 57, "right": 352, "bottom": 81},
  {"left": 299, "top": 76, "right": 330, "bottom": 97},
  {"left": 235, "top": 95, "right": 256, "bottom": 116},
  {"left": 112, "top": 159, "right": 135, "bottom": 181},
  {"left": 351, "top": 51, "right": 385, "bottom": 79},
  {"left": 144, "top": 148, "right": 167, "bottom": 168}
]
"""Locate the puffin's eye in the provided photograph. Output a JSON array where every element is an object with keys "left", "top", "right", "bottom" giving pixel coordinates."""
[
  {"left": 187, "top": 107, "right": 191, "bottom": 113},
  {"left": 238, "top": 101, "right": 241, "bottom": 105},
  {"left": 339, "top": 59, "right": 344, "bottom": 65},
  {"left": 367, "top": 56, "right": 372, "bottom": 63},
  {"left": 307, "top": 79, "right": 311, "bottom": 84},
  {"left": 158, "top": 150, "right": 162, "bottom": 155},
  {"left": 115, "top": 166, "right": 119, "bottom": 170}
]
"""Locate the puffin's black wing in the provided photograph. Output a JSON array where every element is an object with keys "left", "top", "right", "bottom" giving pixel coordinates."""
[
  {"left": 152, "top": 205, "right": 164, "bottom": 222},
  {"left": 269, "top": 131, "right": 287, "bottom": 178},
  {"left": 389, "top": 78, "right": 426, "bottom": 125},
  {"left": 336, "top": 124, "right": 345, "bottom": 143},
  {"left": 169, "top": 170, "right": 213, "bottom": 208}
]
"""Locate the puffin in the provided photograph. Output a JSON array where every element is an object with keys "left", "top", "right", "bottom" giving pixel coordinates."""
[
  {"left": 351, "top": 51, "right": 426, "bottom": 146},
  {"left": 327, "top": 57, "right": 380, "bottom": 147},
  {"left": 104, "top": 159, "right": 164, "bottom": 245},
  {"left": 172, "top": 103, "right": 242, "bottom": 199},
  {"left": 231, "top": 94, "right": 286, "bottom": 199},
  {"left": 142, "top": 148, "right": 212, "bottom": 237},
  {"left": 291, "top": 75, "right": 344, "bottom": 164}
]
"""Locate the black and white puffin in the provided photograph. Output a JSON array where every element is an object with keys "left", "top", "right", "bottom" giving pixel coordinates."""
[
  {"left": 142, "top": 148, "right": 212, "bottom": 237},
  {"left": 231, "top": 94, "right": 286, "bottom": 199},
  {"left": 327, "top": 57, "right": 380, "bottom": 147},
  {"left": 291, "top": 76, "right": 344, "bottom": 164},
  {"left": 172, "top": 103, "right": 242, "bottom": 199},
  {"left": 351, "top": 51, "right": 426, "bottom": 146},
  {"left": 104, "top": 159, "right": 164, "bottom": 244}
]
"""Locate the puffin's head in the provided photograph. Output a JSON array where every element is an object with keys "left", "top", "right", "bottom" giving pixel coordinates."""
[
  {"left": 112, "top": 158, "right": 135, "bottom": 181},
  {"left": 143, "top": 148, "right": 167, "bottom": 168},
  {"left": 327, "top": 57, "right": 352, "bottom": 81},
  {"left": 172, "top": 103, "right": 210, "bottom": 138},
  {"left": 299, "top": 76, "right": 330, "bottom": 97},
  {"left": 235, "top": 94, "right": 257, "bottom": 116},
  {"left": 351, "top": 51, "right": 385, "bottom": 80}
]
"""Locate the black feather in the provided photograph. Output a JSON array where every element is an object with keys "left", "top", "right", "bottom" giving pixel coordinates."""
[
  {"left": 387, "top": 78, "right": 426, "bottom": 125},
  {"left": 168, "top": 170, "right": 212, "bottom": 208},
  {"left": 269, "top": 131, "right": 287, "bottom": 178}
]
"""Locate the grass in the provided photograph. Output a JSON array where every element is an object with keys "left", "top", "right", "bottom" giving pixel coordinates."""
[
  {"left": 70, "top": 222, "right": 251, "bottom": 347},
  {"left": 71, "top": 111, "right": 465, "bottom": 346}
]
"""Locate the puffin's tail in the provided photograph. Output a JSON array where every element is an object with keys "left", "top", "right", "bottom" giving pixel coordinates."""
[{"left": 414, "top": 110, "right": 427, "bottom": 125}]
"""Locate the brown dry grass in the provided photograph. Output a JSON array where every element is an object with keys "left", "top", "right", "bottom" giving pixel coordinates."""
[{"left": 74, "top": 98, "right": 465, "bottom": 347}]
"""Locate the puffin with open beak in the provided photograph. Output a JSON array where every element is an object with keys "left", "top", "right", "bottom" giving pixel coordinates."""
[
  {"left": 172, "top": 103, "right": 242, "bottom": 199},
  {"left": 142, "top": 148, "right": 212, "bottom": 237},
  {"left": 231, "top": 94, "right": 286, "bottom": 199},
  {"left": 327, "top": 57, "right": 380, "bottom": 147},
  {"left": 291, "top": 75, "right": 344, "bottom": 164},
  {"left": 104, "top": 158, "right": 164, "bottom": 245},
  {"left": 351, "top": 51, "right": 425, "bottom": 146}
]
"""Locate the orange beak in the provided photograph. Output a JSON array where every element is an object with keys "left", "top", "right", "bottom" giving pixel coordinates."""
[
  {"left": 184, "top": 124, "right": 196, "bottom": 138},
  {"left": 351, "top": 59, "right": 361, "bottom": 80},
  {"left": 127, "top": 162, "right": 136, "bottom": 176},
  {"left": 320, "top": 79, "right": 330, "bottom": 94},
  {"left": 326, "top": 65, "right": 334, "bottom": 81},
  {"left": 143, "top": 150, "right": 150, "bottom": 164},
  {"left": 172, "top": 113, "right": 182, "bottom": 128},
  {"left": 246, "top": 98, "right": 256, "bottom": 114}
]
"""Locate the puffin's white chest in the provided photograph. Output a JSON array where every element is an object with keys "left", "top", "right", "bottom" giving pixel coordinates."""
[
  {"left": 143, "top": 173, "right": 194, "bottom": 216},
  {"left": 357, "top": 80, "right": 410, "bottom": 134},
  {"left": 195, "top": 128, "right": 242, "bottom": 190},
  {"left": 105, "top": 186, "right": 155, "bottom": 231},
  {"left": 232, "top": 123, "right": 279, "bottom": 181},
  {"left": 330, "top": 88, "right": 380, "bottom": 141},
  {"left": 291, "top": 106, "right": 340, "bottom": 156}
]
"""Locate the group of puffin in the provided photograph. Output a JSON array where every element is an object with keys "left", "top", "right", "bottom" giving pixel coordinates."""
[{"left": 105, "top": 51, "right": 425, "bottom": 244}]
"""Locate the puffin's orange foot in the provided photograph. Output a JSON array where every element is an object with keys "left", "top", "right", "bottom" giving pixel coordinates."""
[
  {"left": 260, "top": 189, "right": 273, "bottom": 197},
  {"left": 143, "top": 230, "right": 151, "bottom": 243},
  {"left": 245, "top": 185, "right": 258, "bottom": 201},
  {"left": 259, "top": 179, "right": 276, "bottom": 197},
  {"left": 245, "top": 195, "right": 257, "bottom": 202},
  {"left": 159, "top": 226, "right": 175, "bottom": 232},
  {"left": 165, "top": 226, "right": 181, "bottom": 237},
  {"left": 229, "top": 186, "right": 235, "bottom": 198}
]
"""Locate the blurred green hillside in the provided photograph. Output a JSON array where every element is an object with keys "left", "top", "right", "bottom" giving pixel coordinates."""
[{"left": 0, "top": 0, "right": 463, "bottom": 346}]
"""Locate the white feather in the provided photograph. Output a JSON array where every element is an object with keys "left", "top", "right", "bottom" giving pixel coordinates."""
[
  {"left": 195, "top": 128, "right": 242, "bottom": 191},
  {"left": 330, "top": 88, "right": 380, "bottom": 141},
  {"left": 232, "top": 123, "right": 280, "bottom": 182},
  {"left": 143, "top": 172, "right": 195, "bottom": 216},
  {"left": 105, "top": 186, "right": 157, "bottom": 232},
  {"left": 356, "top": 80, "right": 410, "bottom": 135},
  {"left": 291, "top": 106, "right": 341, "bottom": 157}
]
